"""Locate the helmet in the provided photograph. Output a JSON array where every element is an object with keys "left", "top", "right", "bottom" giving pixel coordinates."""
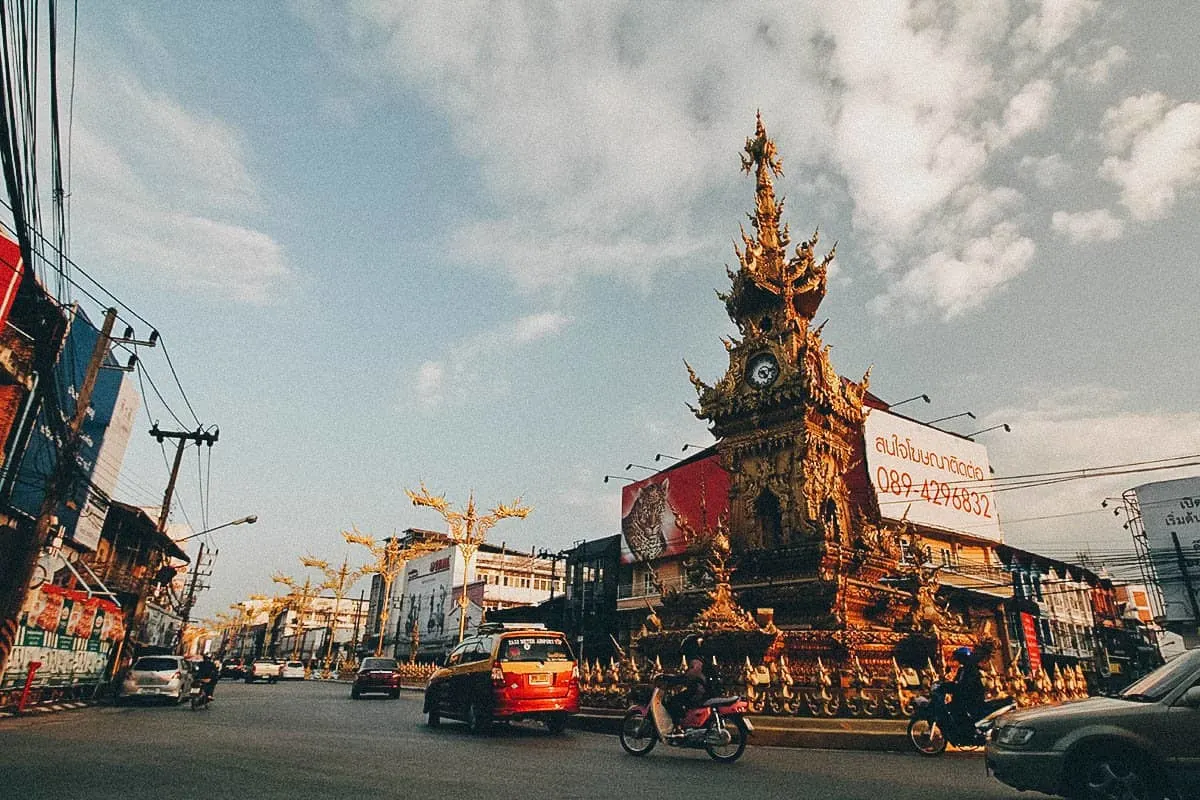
[
  {"left": 680, "top": 634, "right": 705, "bottom": 659},
  {"left": 951, "top": 646, "right": 974, "bottom": 663}
]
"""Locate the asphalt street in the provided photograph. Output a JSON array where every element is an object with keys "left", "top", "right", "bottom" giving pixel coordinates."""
[{"left": 0, "top": 680, "right": 1027, "bottom": 800}]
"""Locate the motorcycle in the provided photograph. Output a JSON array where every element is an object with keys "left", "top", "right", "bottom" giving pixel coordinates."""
[
  {"left": 907, "top": 682, "right": 1014, "bottom": 756},
  {"left": 618, "top": 674, "right": 753, "bottom": 763},
  {"left": 190, "top": 678, "right": 215, "bottom": 711}
]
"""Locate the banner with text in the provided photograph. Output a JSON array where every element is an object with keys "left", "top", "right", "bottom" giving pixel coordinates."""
[
  {"left": 1132, "top": 476, "right": 1200, "bottom": 625},
  {"left": 863, "top": 408, "right": 1002, "bottom": 541}
]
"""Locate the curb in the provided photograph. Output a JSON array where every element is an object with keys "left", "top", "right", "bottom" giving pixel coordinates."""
[
  {"left": 568, "top": 710, "right": 911, "bottom": 751},
  {"left": 0, "top": 699, "right": 95, "bottom": 720}
]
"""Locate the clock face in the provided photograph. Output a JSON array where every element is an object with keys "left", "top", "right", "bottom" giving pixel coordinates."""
[{"left": 746, "top": 352, "right": 780, "bottom": 389}]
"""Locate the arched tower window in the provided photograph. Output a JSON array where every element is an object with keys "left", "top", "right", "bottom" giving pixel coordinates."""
[{"left": 755, "top": 489, "right": 784, "bottom": 549}]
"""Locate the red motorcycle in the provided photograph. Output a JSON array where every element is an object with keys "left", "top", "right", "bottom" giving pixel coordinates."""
[{"left": 618, "top": 675, "right": 753, "bottom": 763}]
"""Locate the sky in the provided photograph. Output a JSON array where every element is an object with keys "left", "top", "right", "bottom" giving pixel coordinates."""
[{"left": 23, "top": 1, "right": 1200, "bottom": 620}]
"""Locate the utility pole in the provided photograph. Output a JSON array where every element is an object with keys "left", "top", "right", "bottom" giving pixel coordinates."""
[
  {"left": 0, "top": 308, "right": 120, "bottom": 672},
  {"left": 176, "top": 541, "right": 216, "bottom": 654},
  {"left": 150, "top": 425, "right": 218, "bottom": 532}
]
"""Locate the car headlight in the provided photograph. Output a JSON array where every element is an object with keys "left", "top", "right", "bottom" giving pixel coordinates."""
[{"left": 995, "top": 725, "right": 1036, "bottom": 747}]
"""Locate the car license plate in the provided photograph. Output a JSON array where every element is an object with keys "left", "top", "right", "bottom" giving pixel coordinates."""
[{"left": 528, "top": 673, "right": 550, "bottom": 685}]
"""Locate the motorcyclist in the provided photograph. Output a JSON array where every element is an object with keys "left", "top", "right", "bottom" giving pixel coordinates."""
[
  {"left": 943, "top": 646, "right": 984, "bottom": 727},
  {"left": 663, "top": 633, "right": 708, "bottom": 728},
  {"left": 195, "top": 653, "right": 220, "bottom": 701}
]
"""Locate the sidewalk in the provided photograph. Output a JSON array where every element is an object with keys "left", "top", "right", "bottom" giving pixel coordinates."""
[{"left": 570, "top": 708, "right": 911, "bottom": 751}]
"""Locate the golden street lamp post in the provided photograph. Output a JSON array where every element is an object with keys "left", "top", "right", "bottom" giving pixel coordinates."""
[
  {"left": 343, "top": 526, "right": 443, "bottom": 657},
  {"left": 406, "top": 483, "right": 531, "bottom": 643},
  {"left": 300, "top": 555, "right": 363, "bottom": 677}
]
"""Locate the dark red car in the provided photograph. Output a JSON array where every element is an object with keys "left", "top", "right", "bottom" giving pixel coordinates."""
[{"left": 351, "top": 657, "right": 402, "bottom": 699}]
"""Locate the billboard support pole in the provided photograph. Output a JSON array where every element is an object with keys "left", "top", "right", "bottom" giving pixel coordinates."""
[{"left": 1170, "top": 532, "right": 1200, "bottom": 625}]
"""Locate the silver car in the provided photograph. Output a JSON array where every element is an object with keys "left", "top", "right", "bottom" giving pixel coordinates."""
[
  {"left": 119, "top": 655, "right": 194, "bottom": 704},
  {"left": 987, "top": 647, "right": 1200, "bottom": 800}
]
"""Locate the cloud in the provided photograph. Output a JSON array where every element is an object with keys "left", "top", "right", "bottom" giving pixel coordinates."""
[
  {"left": 70, "top": 53, "right": 291, "bottom": 301},
  {"left": 1019, "top": 154, "right": 1073, "bottom": 189},
  {"left": 1051, "top": 209, "right": 1125, "bottom": 243},
  {"left": 1100, "top": 94, "right": 1200, "bottom": 221},
  {"left": 307, "top": 1, "right": 1125, "bottom": 321},
  {"left": 412, "top": 311, "right": 572, "bottom": 409},
  {"left": 982, "top": 386, "right": 1200, "bottom": 557},
  {"left": 1066, "top": 44, "right": 1128, "bottom": 84}
]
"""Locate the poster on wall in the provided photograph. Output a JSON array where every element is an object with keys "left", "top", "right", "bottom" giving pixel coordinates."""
[
  {"left": 0, "top": 584, "right": 124, "bottom": 691},
  {"left": 1132, "top": 476, "right": 1200, "bottom": 625},
  {"left": 400, "top": 547, "right": 459, "bottom": 651},
  {"left": 619, "top": 453, "right": 730, "bottom": 565},
  {"left": 863, "top": 408, "right": 1002, "bottom": 541}
]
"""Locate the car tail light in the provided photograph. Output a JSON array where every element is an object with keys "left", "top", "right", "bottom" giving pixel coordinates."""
[
  {"left": 491, "top": 660, "right": 505, "bottom": 687},
  {"left": 568, "top": 665, "right": 580, "bottom": 690}
]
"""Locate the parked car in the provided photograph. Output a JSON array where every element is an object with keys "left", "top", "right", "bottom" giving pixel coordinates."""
[
  {"left": 245, "top": 659, "right": 281, "bottom": 683},
  {"left": 423, "top": 623, "right": 579, "bottom": 733},
  {"left": 280, "top": 660, "right": 306, "bottom": 680},
  {"left": 987, "top": 647, "right": 1200, "bottom": 800},
  {"left": 220, "top": 659, "right": 246, "bottom": 680},
  {"left": 118, "top": 655, "right": 194, "bottom": 704},
  {"left": 352, "top": 657, "right": 401, "bottom": 699}
]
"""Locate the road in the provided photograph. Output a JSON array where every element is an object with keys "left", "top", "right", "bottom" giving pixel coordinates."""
[{"left": 0, "top": 680, "right": 1025, "bottom": 800}]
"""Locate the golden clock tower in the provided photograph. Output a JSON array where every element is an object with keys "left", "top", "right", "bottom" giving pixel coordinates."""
[{"left": 688, "top": 115, "right": 871, "bottom": 563}]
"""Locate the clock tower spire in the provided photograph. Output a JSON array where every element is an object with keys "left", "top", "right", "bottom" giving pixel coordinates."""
[{"left": 686, "top": 114, "right": 871, "bottom": 560}]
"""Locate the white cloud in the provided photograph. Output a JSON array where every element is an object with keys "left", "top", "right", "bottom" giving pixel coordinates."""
[
  {"left": 1012, "top": 0, "right": 1100, "bottom": 56},
  {"left": 1019, "top": 154, "right": 1072, "bottom": 188},
  {"left": 70, "top": 56, "right": 291, "bottom": 301},
  {"left": 411, "top": 310, "right": 571, "bottom": 409},
  {"left": 983, "top": 386, "right": 1200, "bottom": 557},
  {"left": 1101, "top": 94, "right": 1200, "bottom": 221},
  {"left": 1051, "top": 208, "right": 1124, "bottom": 243},
  {"left": 1067, "top": 44, "right": 1128, "bottom": 84},
  {"left": 870, "top": 221, "right": 1036, "bottom": 320},
  {"left": 989, "top": 79, "right": 1055, "bottom": 147}
]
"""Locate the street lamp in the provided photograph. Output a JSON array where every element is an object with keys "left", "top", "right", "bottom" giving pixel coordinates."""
[
  {"left": 625, "top": 463, "right": 656, "bottom": 473},
  {"left": 965, "top": 423, "right": 1011, "bottom": 439},
  {"left": 603, "top": 475, "right": 635, "bottom": 484},
  {"left": 889, "top": 394, "right": 931, "bottom": 409},
  {"left": 175, "top": 514, "right": 258, "bottom": 543},
  {"left": 925, "top": 411, "right": 976, "bottom": 426},
  {"left": 681, "top": 443, "right": 710, "bottom": 453},
  {"left": 654, "top": 453, "right": 680, "bottom": 462}
]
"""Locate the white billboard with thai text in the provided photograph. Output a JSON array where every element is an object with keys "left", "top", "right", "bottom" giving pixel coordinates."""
[
  {"left": 864, "top": 408, "right": 1002, "bottom": 541},
  {"left": 1132, "top": 476, "right": 1200, "bottom": 625}
]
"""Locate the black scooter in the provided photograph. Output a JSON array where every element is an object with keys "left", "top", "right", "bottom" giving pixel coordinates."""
[{"left": 907, "top": 682, "right": 1014, "bottom": 756}]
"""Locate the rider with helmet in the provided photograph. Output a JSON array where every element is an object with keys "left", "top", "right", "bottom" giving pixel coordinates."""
[
  {"left": 943, "top": 645, "right": 985, "bottom": 725},
  {"left": 663, "top": 633, "right": 710, "bottom": 727},
  {"left": 195, "top": 653, "right": 220, "bottom": 702}
]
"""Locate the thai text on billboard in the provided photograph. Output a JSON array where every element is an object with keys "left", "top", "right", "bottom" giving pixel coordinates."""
[
  {"left": 863, "top": 408, "right": 1002, "bottom": 541},
  {"left": 1132, "top": 476, "right": 1200, "bottom": 625},
  {"left": 619, "top": 453, "right": 730, "bottom": 565}
]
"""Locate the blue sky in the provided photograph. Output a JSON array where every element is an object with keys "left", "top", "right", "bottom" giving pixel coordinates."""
[{"left": 36, "top": 2, "right": 1200, "bottom": 619}]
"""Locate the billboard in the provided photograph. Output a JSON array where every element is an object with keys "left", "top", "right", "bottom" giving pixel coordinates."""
[
  {"left": 863, "top": 408, "right": 1002, "bottom": 541},
  {"left": 0, "top": 228, "right": 24, "bottom": 331},
  {"left": 400, "top": 546, "right": 470, "bottom": 651},
  {"left": 1132, "top": 476, "right": 1200, "bottom": 625},
  {"left": 619, "top": 453, "right": 730, "bottom": 565},
  {"left": 8, "top": 307, "right": 127, "bottom": 550}
]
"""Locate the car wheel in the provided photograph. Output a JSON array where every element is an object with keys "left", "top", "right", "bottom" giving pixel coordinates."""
[
  {"left": 244, "top": 677, "right": 253, "bottom": 684},
  {"left": 1075, "top": 750, "right": 1160, "bottom": 800},
  {"left": 389, "top": 689, "right": 400, "bottom": 699},
  {"left": 351, "top": 687, "right": 361, "bottom": 699},
  {"left": 465, "top": 700, "right": 491, "bottom": 735},
  {"left": 544, "top": 713, "right": 568, "bottom": 734},
  {"left": 427, "top": 709, "right": 440, "bottom": 727}
]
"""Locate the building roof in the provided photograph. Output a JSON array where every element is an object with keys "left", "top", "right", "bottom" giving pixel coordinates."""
[{"left": 108, "top": 500, "right": 190, "bottom": 562}]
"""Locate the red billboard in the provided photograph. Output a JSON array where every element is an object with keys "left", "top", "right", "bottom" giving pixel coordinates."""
[
  {"left": 619, "top": 453, "right": 730, "bottom": 565},
  {"left": 0, "top": 229, "right": 24, "bottom": 331}
]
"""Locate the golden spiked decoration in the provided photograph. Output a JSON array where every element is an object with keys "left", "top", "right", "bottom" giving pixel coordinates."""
[
  {"left": 406, "top": 482, "right": 532, "bottom": 642},
  {"left": 300, "top": 554, "right": 364, "bottom": 676},
  {"left": 343, "top": 525, "right": 444, "bottom": 656}
]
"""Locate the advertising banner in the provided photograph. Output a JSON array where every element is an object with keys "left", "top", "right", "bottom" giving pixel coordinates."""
[
  {"left": 1132, "top": 476, "right": 1200, "bottom": 625},
  {"left": 1020, "top": 612, "right": 1042, "bottom": 673},
  {"left": 0, "top": 583, "right": 123, "bottom": 690},
  {"left": 400, "top": 546, "right": 460, "bottom": 651},
  {"left": 619, "top": 453, "right": 730, "bottom": 565},
  {"left": 863, "top": 408, "right": 1002, "bottom": 541},
  {"left": 72, "top": 378, "right": 141, "bottom": 550},
  {"left": 0, "top": 228, "right": 23, "bottom": 331}
]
